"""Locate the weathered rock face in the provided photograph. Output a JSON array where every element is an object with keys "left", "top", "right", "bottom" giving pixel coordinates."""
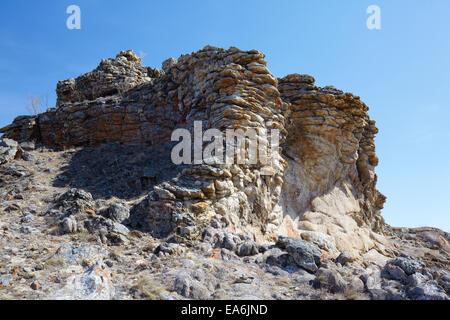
[
  {"left": 277, "top": 74, "right": 387, "bottom": 256},
  {"left": 0, "top": 47, "right": 386, "bottom": 256},
  {"left": 56, "top": 50, "right": 159, "bottom": 106},
  {"left": 127, "top": 46, "right": 287, "bottom": 242}
]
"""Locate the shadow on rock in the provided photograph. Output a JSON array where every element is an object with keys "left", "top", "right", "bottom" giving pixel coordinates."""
[{"left": 53, "top": 143, "right": 181, "bottom": 200}]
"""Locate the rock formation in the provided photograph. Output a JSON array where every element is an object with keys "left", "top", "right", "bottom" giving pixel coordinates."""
[
  {"left": 0, "top": 46, "right": 448, "bottom": 300},
  {"left": 0, "top": 47, "right": 387, "bottom": 256},
  {"left": 277, "top": 74, "right": 387, "bottom": 256}
]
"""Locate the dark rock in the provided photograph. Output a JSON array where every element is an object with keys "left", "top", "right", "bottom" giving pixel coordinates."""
[
  {"left": 336, "top": 251, "right": 354, "bottom": 265},
  {"left": 407, "top": 281, "right": 448, "bottom": 300},
  {"left": 20, "top": 226, "right": 38, "bottom": 234},
  {"left": 22, "top": 151, "right": 37, "bottom": 162},
  {"left": 313, "top": 268, "right": 347, "bottom": 293},
  {"left": 154, "top": 242, "right": 185, "bottom": 256},
  {"left": 223, "top": 234, "right": 237, "bottom": 252},
  {"left": 382, "top": 264, "right": 408, "bottom": 283},
  {"left": 19, "top": 141, "right": 35, "bottom": 151},
  {"left": 59, "top": 188, "right": 93, "bottom": 202},
  {"left": 60, "top": 217, "right": 78, "bottom": 234},
  {"left": 30, "top": 282, "right": 41, "bottom": 290},
  {"left": 389, "top": 257, "right": 423, "bottom": 275},
  {"left": 276, "top": 236, "right": 322, "bottom": 272},
  {"left": 108, "top": 203, "right": 130, "bottom": 223},
  {"left": 237, "top": 240, "right": 259, "bottom": 257}
]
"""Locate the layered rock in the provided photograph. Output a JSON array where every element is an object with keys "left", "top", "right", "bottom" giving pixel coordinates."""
[
  {"left": 56, "top": 50, "right": 159, "bottom": 106},
  {"left": 277, "top": 74, "right": 387, "bottom": 256},
  {"left": 128, "top": 46, "right": 287, "bottom": 242},
  {"left": 0, "top": 47, "right": 387, "bottom": 257}
]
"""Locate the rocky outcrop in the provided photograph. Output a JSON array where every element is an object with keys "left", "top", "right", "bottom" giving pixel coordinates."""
[
  {"left": 56, "top": 50, "right": 159, "bottom": 106},
  {"left": 277, "top": 74, "right": 387, "bottom": 257},
  {"left": 0, "top": 46, "right": 386, "bottom": 257},
  {"left": 0, "top": 103, "right": 448, "bottom": 300}
]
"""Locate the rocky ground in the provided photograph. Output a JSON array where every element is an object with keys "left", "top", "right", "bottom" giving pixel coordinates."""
[{"left": 0, "top": 138, "right": 448, "bottom": 300}]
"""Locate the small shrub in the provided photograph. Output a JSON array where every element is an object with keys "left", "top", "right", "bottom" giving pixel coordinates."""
[{"left": 26, "top": 94, "right": 48, "bottom": 115}]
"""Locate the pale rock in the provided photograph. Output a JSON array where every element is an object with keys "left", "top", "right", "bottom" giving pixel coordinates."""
[{"left": 50, "top": 262, "right": 115, "bottom": 300}]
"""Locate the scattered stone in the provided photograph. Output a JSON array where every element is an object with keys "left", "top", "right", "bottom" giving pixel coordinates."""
[
  {"left": 154, "top": 243, "right": 185, "bottom": 256},
  {"left": 22, "top": 214, "right": 35, "bottom": 223},
  {"left": 110, "top": 222, "right": 130, "bottom": 236},
  {"left": 53, "top": 243, "right": 108, "bottom": 265},
  {"left": 406, "top": 272, "right": 429, "bottom": 287},
  {"left": 237, "top": 241, "right": 259, "bottom": 257},
  {"left": 382, "top": 264, "right": 408, "bottom": 283},
  {"left": 0, "top": 46, "right": 447, "bottom": 301},
  {"left": 389, "top": 257, "right": 423, "bottom": 276},
  {"left": 19, "top": 141, "right": 35, "bottom": 151},
  {"left": 61, "top": 217, "right": 78, "bottom": 234},
  {"left": 22, "top": 151, "right": 37, "bottom": 162},
  {"left": 349, "top": 277, "right": 365, "bottom": 292},
  {"left": 407, "top": 281, "right": 448, "bottom": 300},
  {"left": 202, "top": 227, "right": 216, "bottom": 243},
  {"left": 301, "top": 231, "right": 338, "bottom": 254},
  {"left": 50, "top": 262, "right": 114, "bottom": 300},
  {"left": 59, "top": 188, "right": 93, "bottom": 203},
  {"left": 336, "top": 251, "right": 354, "bottom": 265},
  {"left": 222, "top": 234, "right": 238, "bottom": 252},
  {"left": 105, "top": 260, "right": 114, "bottom": 268},
  {"left": 159, "top": 292, "right": 175, "bottom": 300},
  {"left": 0, "top": 275, "right": 13, "bottom": 287},
  {"left": 20, "top": 226, "right": 38, "bottom": 234},
  {"left": 153, "top": 186, "right": 176, "bottom": 200},
  {"left": 0, "top": 138, "right": 23, "bottom": 164},
  {"left": 30, "top": 282, "right": 41, "bottom": 290},
  {"left": 313, "top": 268, "right": 347, "bottom": 294},
  {"left": 108, "top": 203, "right": 130, "bottom": 223}
]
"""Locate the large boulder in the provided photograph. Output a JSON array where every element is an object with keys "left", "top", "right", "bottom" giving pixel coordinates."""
[
  {"left": 0, "top": 138, "right": 23, "bottom": 164},
  {"left": 276, "top": 236, "right": 322, "bottom": 272}
]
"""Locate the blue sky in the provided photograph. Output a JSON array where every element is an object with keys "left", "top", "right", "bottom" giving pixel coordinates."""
[{"left": 0, "top": 0, "right": 449, "bottom": 231}]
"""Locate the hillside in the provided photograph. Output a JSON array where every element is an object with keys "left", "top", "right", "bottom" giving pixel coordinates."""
[{"left": 0, "top": 47, "right": 448, "bottom": 300}]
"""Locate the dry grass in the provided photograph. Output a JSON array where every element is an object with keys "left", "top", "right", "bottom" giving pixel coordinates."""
[
  {"left": 274, "top": 278, "right": 291, "bottom": 286},
  {"left": 44, "top": 255, "right": 66, "bottom": 269},
  {"left": 131, "top": 275, "right": 165, "bottom": 300},
  {"left": 338, "top": 288, "right": 370, "bottom": 300},
  {"left": 26, "top": 94, "right": 48, "bottom": 115}
]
